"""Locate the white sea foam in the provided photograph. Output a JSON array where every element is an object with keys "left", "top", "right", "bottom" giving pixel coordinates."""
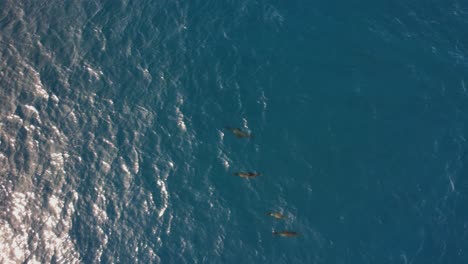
[
  {"left": 216, "top": 146, "right": 231, "bottom": 170},
  {"left": 23, "top": 105, "right": 40, "bottom": 121},
  {"left": 88, "top": 67, "right": 103, "bottom": 80},
  {"left": 175, "top": 94, "right": 187, "bottom": 132},
  {"left": 242, "top": 117, "right": 249, "bottom": 129},
  {"left": 143, "top": 68, "right": 151, "bottom": 78},
  {"left": 6, "top": 114, "right": 23, "bottom": 124},
  {"left": 93, "top": 26, "right": 107, "bottom": 51},
  {"left": 68, "top": 110, "right": 78, "bottom": 124},
  {"left": 101, "top": 160, "right": 111, "bottom": 174},
  {"left": 259, "top": 90, "right": 268, "bottom": 111},
  {"left": 139, "top": 66, "right": 152, "bottom": 81},
  {"left": 445, "top": 164, "right": 456, "bottom": 192},
  {"left": 0, "top": 191, "right": 80, "bottom": 263},
  {"left": 102, "top": 138, "right": 116, "bottom": 149},
  {"left": 31, "top": 69, "right": 49, "bottom": 100},
  {"left": 157, "top": 178, "right": 169, "bottom": 218},
  {"left": 461, "top": 79, "right": 467, "bottom": 95},
  {"left": 264, "top": 4, "right": 284, "bottom": 29},
  {"left": 219, "top": 130, "right": 225, "bottom": 141},
  {"left": 176, "top": 107, "right": 187, "bottom": 132},
  {"left": 50, "top": 125, "right": 62, "bottom": 138},
  {"left": 121, "top": 162, "right": 130, "bottom": 175},
  {"left": 120, "top": 159, "right": 133, "bottom": 190},
  {"left": 166, "top": 213, "right": 173, "bottom": 235},
  {"left": 90, "top": 186, "right": 109, "bottom": 263},
  {"left": 92, "top": 201, "right": 108, "bottom": 223},
  {"left": 132, "top": 147, "right": 140, "bottom": 174},
  {"left": 50, "top": 94, "right": 59, "bottom": 103},
  {"left": 15, "top": 59, "right": 50, "bottom": 100},
  {"left": 50, "top": 152, "right": 64, "bottom": 167}
]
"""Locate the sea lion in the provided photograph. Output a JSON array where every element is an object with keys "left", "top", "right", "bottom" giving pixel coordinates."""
[
  {"left": 233, "top": 172, "right": 261, "bottom": 178},
  {"left": 272, "top": 231, "right": 298, "bottom": 237},
  {"left": 266, "top": 212, "right": 286, "bottom": 219},
  {"left": 225, "top": 127, "right": 252, "bottom": 138}
]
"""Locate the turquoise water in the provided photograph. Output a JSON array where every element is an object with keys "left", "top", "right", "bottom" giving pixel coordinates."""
[{"left": 1, "top": 0, "right": 468, "bottom": 263}]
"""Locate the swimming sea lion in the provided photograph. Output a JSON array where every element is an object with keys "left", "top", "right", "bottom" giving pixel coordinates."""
[
  {"left": 225, "top": 127, "right": 252, "bottom": 138},
  {"left": 272, "top": 231, "right": 299, "bottom": 237},
  {"left": 266, "top": 212, "right": 286, "bottom": 219},
  {"left": 233, "top": 172, "right": 261, "bottom": 178}
]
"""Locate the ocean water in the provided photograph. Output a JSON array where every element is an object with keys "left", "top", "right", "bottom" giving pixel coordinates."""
[{"left": 1, "top": 0, "right": 468, "bottom": 263}]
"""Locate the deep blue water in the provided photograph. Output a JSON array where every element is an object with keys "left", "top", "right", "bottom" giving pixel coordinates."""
[{"left": 1, "top": 0, "right": 468, "bottom": 263}]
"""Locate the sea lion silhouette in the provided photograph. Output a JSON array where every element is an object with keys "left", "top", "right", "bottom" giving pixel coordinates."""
[
  {"left": 233, "top": 172, "right": 261, "bottom": 178},
  {"left": 266, "top": 212, "right": 287, "bottom": 219},
  {"left": 272, "top": 231, "right": 298, "bottom": 237},
  {"left": 225, "top": 127, "right": 252, "bottom": 138}
]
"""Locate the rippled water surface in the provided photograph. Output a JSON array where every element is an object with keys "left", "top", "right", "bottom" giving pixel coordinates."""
[{"left": 1, "top": 0, "right": 468, "bottom": 263}]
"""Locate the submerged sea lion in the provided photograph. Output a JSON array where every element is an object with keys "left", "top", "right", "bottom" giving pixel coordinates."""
[
  {"left": 233, "top": 172, "right": 261, "bottom": 178},
  {"left": 225, "top": 127, "right": 252, "bottom": 138},
  {"left": 272, "top": 231, "right": 299, "bottom": 237},
  {"left": 266, "top": 212, "right": 287, "bottom": 220}
]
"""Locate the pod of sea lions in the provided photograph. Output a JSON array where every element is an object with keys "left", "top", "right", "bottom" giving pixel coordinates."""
[{"left": 226, "top": 126, "right": 299, "bottom": 238}]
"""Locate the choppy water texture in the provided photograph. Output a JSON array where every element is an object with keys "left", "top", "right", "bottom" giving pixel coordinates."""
[{"left": 1, "top": 0, "right": 468, "bottom": 263}]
